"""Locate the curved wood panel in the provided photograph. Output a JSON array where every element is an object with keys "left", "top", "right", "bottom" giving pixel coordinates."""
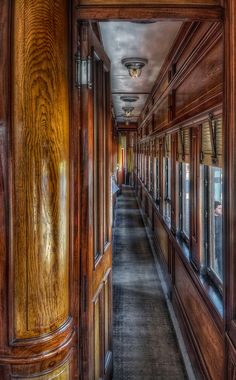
[
  {"left": 79, "top": 0, "right": 220, "bottom": 5},
  {"left": 11, "top": 361, "right": 70, "bottom": 379},
  {"left": 12, "top": 0, "right": 70, "bottom": 339}
]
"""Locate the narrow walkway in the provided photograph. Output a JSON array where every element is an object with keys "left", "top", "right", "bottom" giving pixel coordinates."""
[{"left": 112, "top": 186, "right": 187, "bottom": 380}]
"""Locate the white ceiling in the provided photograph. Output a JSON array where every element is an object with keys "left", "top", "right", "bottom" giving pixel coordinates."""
[{"left": 100, "top": 21, "right": 182, "bottom": 123}]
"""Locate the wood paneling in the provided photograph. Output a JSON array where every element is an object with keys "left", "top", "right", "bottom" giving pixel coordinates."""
[
  {"left": 154, "top": 213, "right": 169, "bottom": 263},
  {"left": 138, "top": 22, "right": 223, "bottom": 131},
  {"left": 80, "top": 0, "right": 220, "bottom": 4},
  {"left": 80, "top": 23, "right": 113, "bottom": 380},
  {"left": 11, "top": 361, "right": 71, "bottom": 379},
  {"left": 12, "top": 0, "right": 70, "bottom": 340},
  {"left": 136, "top": 19, "right": 224, "bottom": 380},
  {"left": 175, "top": 22, "right": 213, "bottom": 71},
  {"left": 175, "top": 37, "right": 223, "bottom": 117},
  {"left": 227, "top": 336, "right": 236, "bottom": 380},
  {"left": 224, "top": 0, "right": 236, "bottom": 370},
  {"left": 0, "top": 0, "right": 77, "bottom": 378},
  {"left": 78, "top": 6, "right": 223, "bottom": 22},
  {"left": 154, "top": 97, "right": 169, "bottom": 130},
  {"left": 175, "top": 254, "right": 224, "bottom": 380}
]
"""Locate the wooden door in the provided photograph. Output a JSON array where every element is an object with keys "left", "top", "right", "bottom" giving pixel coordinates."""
[{"left": 79, "top": 22, "right": 113, "bottom": 380}]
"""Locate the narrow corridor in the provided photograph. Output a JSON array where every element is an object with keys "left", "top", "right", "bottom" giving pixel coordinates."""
[{"left": 112, "top": 186, "right": 188, "bottom": 380}]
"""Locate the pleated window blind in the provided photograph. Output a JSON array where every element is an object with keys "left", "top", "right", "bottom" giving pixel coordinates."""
[
  {"left": 177, "top": 128, "right": 190, "bottom": 163},
  {"left": 201, "top": 117, "right": 222, "bottom": 167}
]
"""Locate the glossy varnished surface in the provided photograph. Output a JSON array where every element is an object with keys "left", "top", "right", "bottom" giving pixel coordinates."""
[
  {"left": 80, "top": 0, "right": 220, "bottom": 5},
  {"left": 12, "top": 0, "right": 70, "bottom": 339}
]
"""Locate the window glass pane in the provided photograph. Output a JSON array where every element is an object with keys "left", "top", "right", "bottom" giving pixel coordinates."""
[
  {"left": 182, "top": 163, "right": 190, "bottom": 238},
  {"left": 209, "top": 167, "right": 223, "bottom": 280},
  {"left": 163, "top": 157, "right": 171, "bottom": 223},
  {"left": 150, "top": 156, "right": 154, "bottom": 195},
  {"left": 156, "top": 158, "right": 159, "bottom": 202}
]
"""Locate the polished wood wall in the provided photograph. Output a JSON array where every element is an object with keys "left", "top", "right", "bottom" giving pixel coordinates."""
[
  {"left": 135, "top": 21, "right": 225, "bottom": 379},
  {"left": 0, "top": 0, "right": 78, "bottom": 378},
  {"left": 224, "top": 0, "right": 236, "bottom": 376}
]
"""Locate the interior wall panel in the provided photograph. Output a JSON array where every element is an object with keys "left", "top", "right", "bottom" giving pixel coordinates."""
[
  {"left": 79, "top": 0, "right": 220, "bottom": 5},
  {"left": 175, "top": 254, "right": 224, "bottom": 380},
  {"left": 12, "top": 0, "right": 70, "bottom": 340},
  {"left": 0, "top": 0, "right": 77, "bottom": 378}
]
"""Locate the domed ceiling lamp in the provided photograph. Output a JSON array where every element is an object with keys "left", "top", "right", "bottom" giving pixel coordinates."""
[
  {"left": 120, "top": 95, "right": 139, "bottom": 103},
  {"left": 122, "top": 106, "right": 134, "bottom": 117},
  {"left": 121, "top": 58, "right": 148, "bottom": 79}
]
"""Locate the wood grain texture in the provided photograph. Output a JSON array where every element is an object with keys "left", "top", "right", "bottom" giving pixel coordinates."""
[
  {"left": 175, "top": 255, "right": 224, "bottom": 380},
  {"left": 78, "top": 5, "right": 223, "bottom": 21},
  {"left": 79, "top": 0, "right": 220, "bottom": 4},
  {"left": 12, "top": 0, "right": 70, "bottom": 339},
  {"left": 154, "top": 213, "right": 169, "bottom": 263},
  {"left": 175, "top": 37, "right": 223, "bottom": 116},
  {"left": 135, "top": 19, "right": 224, "bottom": 380},
  {"left": 0, "top": 0, "right": 10, "bottom": 353},
  {"left": 11, "top": 361, "right": 70, "bottom": 379},
  {"left": 224, "top": 0, "right": 236, "bottom": 364}
]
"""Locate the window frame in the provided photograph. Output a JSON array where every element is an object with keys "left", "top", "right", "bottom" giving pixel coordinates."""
[
  {"left": 179, "top": 162, "right": 190, "bottom": 246},
  {"left": 163, "top": 155, "right": 171, "bottom": 224},
  {"left": 202, "top": 165, "right": 223, "bottom": 292}
]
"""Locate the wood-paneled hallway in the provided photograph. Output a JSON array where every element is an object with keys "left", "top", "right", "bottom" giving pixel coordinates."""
[{"left": 1, "top": 0, "right": 236, "bottom": 379}]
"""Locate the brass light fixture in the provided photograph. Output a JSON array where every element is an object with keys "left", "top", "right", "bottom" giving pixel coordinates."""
[
  {"left": 122, "top": 106, "right": 134, "bottom": 117},
  {"left": 120, "top": 95, "right": 139, "bottom": 103},
  {"left": 121, "top": 58, "right": 148, "bottom": 78}
]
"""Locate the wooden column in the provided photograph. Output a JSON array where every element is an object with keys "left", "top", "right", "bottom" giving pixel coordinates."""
[{"left": 0, "top": 0, "right": 77, "bottom": 378}]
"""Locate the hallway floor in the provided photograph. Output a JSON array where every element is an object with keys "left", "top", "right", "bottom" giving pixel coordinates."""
[{"left": 112, "top": 186, "right": 188, "bottom": 380}]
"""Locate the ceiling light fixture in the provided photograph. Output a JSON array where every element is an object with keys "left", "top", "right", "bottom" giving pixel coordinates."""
[
  {"left": 121, "top": 58, "right": 148, "bottom": 79},
  {"left": 120, "top": 95, "right": 139, "bottom": 103},
  {"left": 122, "top": 106, "right": 134, "bottom": 117}
]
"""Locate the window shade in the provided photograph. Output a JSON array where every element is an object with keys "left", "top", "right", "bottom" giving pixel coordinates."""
[
  {"left": 177, "top": 128, "right": 190, "bottom": 163},
  {"left": 201, "top": 121, "right": 212, "bottom": 166},
  {"left": 215, "top": 118, "right": 223, "bottom": 167},
  {"left": 201, "top": 117, "right": 222, "bottom": 167},
  {"left": 164, "top": 135, "right": 171, "bottom": 158},
  {"left": 155, "top": 138, "right": 159, "bottom": 156}
]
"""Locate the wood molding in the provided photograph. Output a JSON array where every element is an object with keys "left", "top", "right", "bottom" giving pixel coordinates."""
[
  {"left": 139, "top": 22, "right": 223, "bottom": 130},
  {"left": 224, "top": 0, "right": 236, "bottom": 364},
  {"left": 77, "top": 5, "right": 223, "bottom": 21}
]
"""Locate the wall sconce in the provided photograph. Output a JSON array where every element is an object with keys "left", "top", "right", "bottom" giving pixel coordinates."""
[{"left": 121, "top": 58, "right": 148, "bottom": 78}]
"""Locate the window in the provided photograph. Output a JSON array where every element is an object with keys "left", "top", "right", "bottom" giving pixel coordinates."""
[
  {"left": 150, "top": 156, "right": 154, "bottom": 196},
  {"left": 202, "top": 166, "right": 223, "bottom": 284},
  {"left": 146, "top": 152, "right": 149, "bottom": 189},
  {"left": 163, "top": 156, "right": 171, "bottom": 223},
  {"left": 177, "top": 128, "right": 190, "bottom": 241},
  {"left": 155, "top": 157, "right": 160, "bottom": 205},
  {"left": 163, "top": 135, "right": 171, "bottom": 224},
  {"left": 200, "top": 118, "right": 223, "bottom": 287},
  {"left": 179, "top": 162, "right": 190, "bottom": 240}
]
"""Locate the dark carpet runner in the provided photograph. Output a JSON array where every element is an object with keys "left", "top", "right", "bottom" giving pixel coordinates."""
[{"left": 112, "top": 186, "right": 187, "bottom": 380}]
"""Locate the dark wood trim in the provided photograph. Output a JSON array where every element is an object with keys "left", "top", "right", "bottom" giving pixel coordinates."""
[
  {"left": 136, "top": 177, "right": 224, "bottom": 332},
  {"left": 224, "top": 0, "right": 236, "bottom": 362},
  {"left": 77, "top": 5, "right": 223, "bottom": 21},
  {"left": 139, "top": 22, "right": 223, "bottom": 130},
  {"left": 190, "top": 126, "right": 201, "bottom": 270}
]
